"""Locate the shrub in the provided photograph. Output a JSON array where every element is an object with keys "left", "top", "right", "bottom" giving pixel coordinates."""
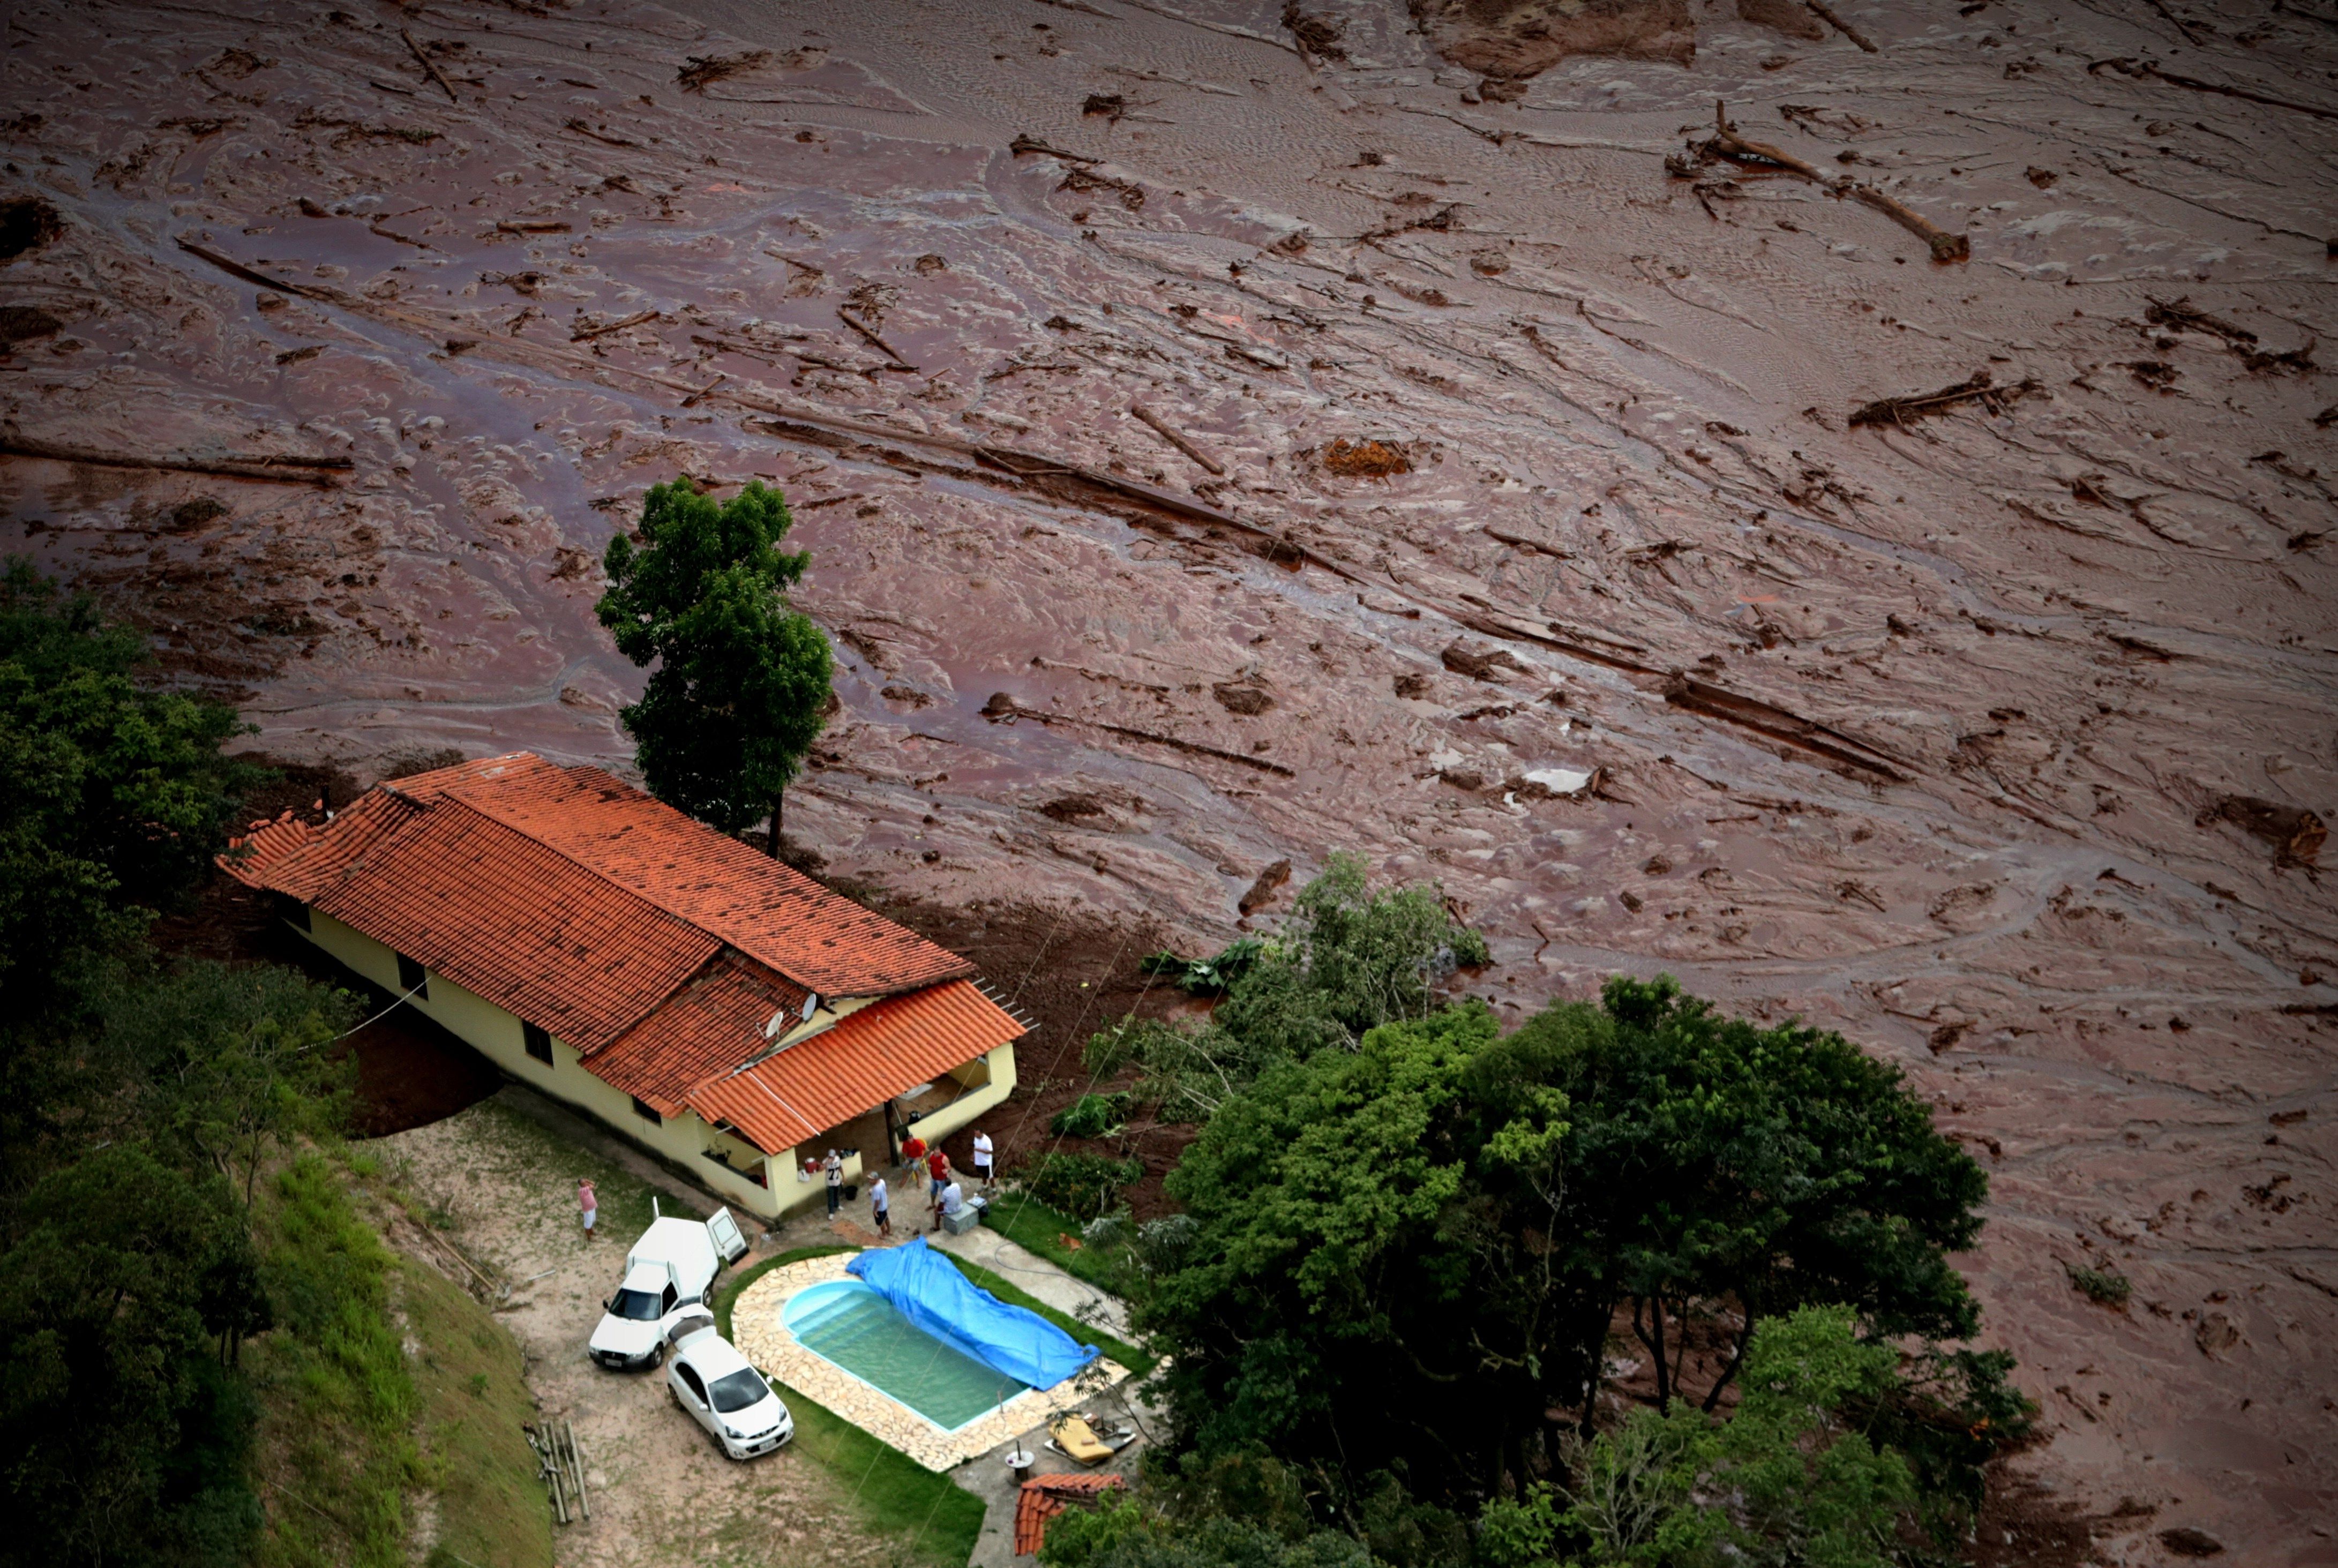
[
  {"left": 1051, "top": 1092, "right": 1133, "bottom": 1139},
  {"left": 1020, "top": 1151, "right": 1144, "bottom": 1219},
  {"left": 2066, "top": 1262, "right": 2131, "bottom": 1307}
]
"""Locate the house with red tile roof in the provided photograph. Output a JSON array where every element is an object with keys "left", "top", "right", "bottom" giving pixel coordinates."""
[{"left": 221, "top": 751, "right": 1026, "bottom": 1218}]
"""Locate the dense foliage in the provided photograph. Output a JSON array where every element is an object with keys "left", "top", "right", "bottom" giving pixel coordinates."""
[
  {"left": 596, "top": 479, "right": 833, "bottom": 852},
  {"left": 1090, "top": 855, "right": 1489, "bottom": 1120},
  {"left": 1133, "top": 975, "right": 1998, "bottom": 1531},
  {"left": 1022, "top": 1150, "right": 1147, "bottom": 1220},
  {"left": 0, "top": 564, "right": 357, "bottom": 1567}
]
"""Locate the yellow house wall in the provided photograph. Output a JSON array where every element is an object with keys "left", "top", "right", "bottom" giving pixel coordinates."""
[
  {"left": 298, "top": 910, "right": 786, "bottom": 1219},
  {"left": 903, "top": 1040, "right": 1018, "bottom": 1147}
]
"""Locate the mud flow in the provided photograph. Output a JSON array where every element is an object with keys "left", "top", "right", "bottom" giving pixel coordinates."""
[{"left": 3, "top": 0, "right": 2333, "bottom": 1554}]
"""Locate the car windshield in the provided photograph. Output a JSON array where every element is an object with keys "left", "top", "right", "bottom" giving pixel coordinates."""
[
  {"left": 707, "top": 1368, "right": 770, "bottom": 1414},
  {"left": 611, "top": 1288, "right": 664, "bottom": 1322}
]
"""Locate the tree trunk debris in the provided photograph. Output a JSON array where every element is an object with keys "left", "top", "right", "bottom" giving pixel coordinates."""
[
  {"left": 979, "top": 693, "right": 1297, "bottom": 777},
  {"left": 1130, "top": 403, "right": 1225, "bottom": 474},
  {"left": 401, "top": 28, "right": 460, "bottom": 101},
  {"left": 1688, "top": 103, "right": 1968, "bottom": 262},
  {"left": 2092, "top": 57, "right": 2338, "bottom": 122},
  {"left": 1804, "top": 0, "right": 1878, "bottom": 51},
  {"left": 836, "top": 308, "right": 915, "bottom": 369},
  {"left": 0, "top": 432, "right": 346, "bottom": 485},
  {"left": 1847, "top": 370, "right": 2040, "bottom": 428}
]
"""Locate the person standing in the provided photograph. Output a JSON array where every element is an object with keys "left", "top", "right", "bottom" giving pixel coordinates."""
[
  {"left": 926, "top": 1146, "right": 950, "bottom": 1207},
  {"left": 971, "top": 1129, "right": 994, "bottom": 1190},
  {"left": 578, "top": 1177, "right": 597, "bottom": 1241},
  {"left": 823, "top": 1149, "right": 843, "bottom": 1218},
  {"left": 870, "top": 1173, "right": 891, "bottom": 1237},
  {"left": 900, "top": 1133, "right": 926, "bottom": 1177}
]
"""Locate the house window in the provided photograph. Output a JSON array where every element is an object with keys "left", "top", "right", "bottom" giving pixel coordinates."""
[
  {"left": 523, "top": 1023, "right": 553, "bottom": 1066},
  {"left": 632, "top": 1096, "right": 662, "bottom": 1124},
  {"left": 396, "top": 953, "right": 428, "bottom": 998}
]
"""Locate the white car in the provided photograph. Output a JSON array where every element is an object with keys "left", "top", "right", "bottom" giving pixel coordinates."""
[
  {"left": 663, "top": 1309, "right": 792, "bottom": 1459},
  {"left": 587, "top": 1206, "right": 748, "bottom": 1371}
]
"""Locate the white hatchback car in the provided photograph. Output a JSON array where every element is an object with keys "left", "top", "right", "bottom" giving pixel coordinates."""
[{"left": 663, "top": 1309, "right": 793, "bottom": 1460}]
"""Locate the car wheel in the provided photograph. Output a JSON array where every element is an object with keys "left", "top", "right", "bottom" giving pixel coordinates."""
[{"left": 648, "top": 1345, "right": 664, "bottom": 1369}]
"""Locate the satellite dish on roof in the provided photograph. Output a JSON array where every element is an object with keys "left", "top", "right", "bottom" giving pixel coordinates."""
[{"left": 763, "top": 1010, "right": 788, "bottom": 1040}]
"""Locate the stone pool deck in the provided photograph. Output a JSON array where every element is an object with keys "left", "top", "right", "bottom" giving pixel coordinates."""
[{"left": 730, "top": 1254, "right": 1129, "bottom": 1472}]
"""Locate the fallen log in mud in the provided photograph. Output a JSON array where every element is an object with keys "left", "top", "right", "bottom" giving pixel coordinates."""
[
  {"left": 1848, "top": 371, "right": 2041, "bottom": 429},
  {"left": 1690, "top": 103, "right": 1969, "bottom": 262},
  {"left": 0, "top": 432, "right": 346, "bottom": 485},
  {"left": 1663, "top": 675, "right": 1913, "bottom": 782},
  {"left": 979, "top": 694, "right": 1298, "bottom": 777}
]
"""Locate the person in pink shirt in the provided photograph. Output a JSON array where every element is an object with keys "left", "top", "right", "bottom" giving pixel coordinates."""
[{"left": 578, "top": 1177, "right": 597, "bottom": 1240}]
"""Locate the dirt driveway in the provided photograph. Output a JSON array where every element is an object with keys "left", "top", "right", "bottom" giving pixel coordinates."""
[{"left": 379, "top": 1089, "right": 935, "bottom": 1568}]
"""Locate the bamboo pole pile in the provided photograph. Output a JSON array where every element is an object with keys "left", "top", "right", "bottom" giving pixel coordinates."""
[{"left": 524, "top": 1420, "right": 589, "bottom": 1525}]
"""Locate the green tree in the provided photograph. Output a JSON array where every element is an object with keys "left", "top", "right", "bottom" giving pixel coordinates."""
[
  {"left": 1483, "top": 977, "right": 1987, "bottom": 1415},
  {"left": 0, "top": 1147, "right": 268, "bottom": 1568},
  {"left": 0, "top": 560, "right": 260, "bottom": 1160},
  {"left": 1090, "top": 856, "right": 1490, "bottom": 1120},
  {"left": 595, "top": 479, "right": 833, "bottom": 853},
  {"left": 1546, "top": 1308, "right": 1916, "bottom": 1568},
  {"left": 1140, "top": 980, "right": 1989, "bottom": 1509}
]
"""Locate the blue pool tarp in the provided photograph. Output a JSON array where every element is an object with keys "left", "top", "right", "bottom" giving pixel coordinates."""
[{"left": 846, "top": 1236, "right": 1098, "bottom": 1390}]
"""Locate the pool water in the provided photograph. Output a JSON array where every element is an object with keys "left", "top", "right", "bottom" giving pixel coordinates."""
[{"left": 784, "top": 1279, "right": 1027, "bottom": 1430}]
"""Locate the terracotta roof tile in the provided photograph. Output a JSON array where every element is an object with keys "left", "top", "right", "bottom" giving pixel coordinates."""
[
  {"left": 443, "top": 763, "right": 972, "bottom": 997},
  {"left": 590, "top": 953, "right": 810, "bottom": 1117},
  {"left": 685, "top": 979, "right": 1026, "bottom": 1153},
  {"left": 220, "top": 790, "right": 423, "bottom": 902},
  {"left": 1015, "top": 1474, "right": 1125, "bottom": 1556},
  {"left": 313, "top": 800, "right": 717, "bottom": 1052}
]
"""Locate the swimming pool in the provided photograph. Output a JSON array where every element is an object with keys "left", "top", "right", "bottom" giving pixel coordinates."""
[{"left": 783, "top": 1279, "right": 1028, "bottom": 1430}]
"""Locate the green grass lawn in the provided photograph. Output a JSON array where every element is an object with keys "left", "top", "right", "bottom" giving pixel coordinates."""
[
  {"left": 713, "top": 1248, "right": 983, "bottom": 1566},
  {"left": 980, "top": 1190, "right": 1134, "bottom": 1294}
]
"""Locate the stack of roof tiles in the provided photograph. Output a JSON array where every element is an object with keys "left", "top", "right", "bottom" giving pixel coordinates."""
[
  {"left": 221, "top": 752, "right": 1024, "bottom": 1152},
  {"left": 1014, "top": 1474, "right": 1126, "bottom": 1556}
]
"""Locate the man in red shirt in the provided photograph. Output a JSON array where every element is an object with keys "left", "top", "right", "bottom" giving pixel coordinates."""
[
  {"left": 927, "top": 1147, "right": 951, "bottom": 1224},
  {"left": 900, "top": 1134, "right": 926, "bottom": 1179}
]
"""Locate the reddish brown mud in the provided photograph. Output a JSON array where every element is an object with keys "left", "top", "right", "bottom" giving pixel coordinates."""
[{"left": 4, "top": 0, "right": 2335, "bottom": 1557}]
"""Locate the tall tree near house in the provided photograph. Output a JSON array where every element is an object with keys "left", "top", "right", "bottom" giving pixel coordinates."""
[{"left": 596, "top": 479, "right": 834, "bottom": 855}]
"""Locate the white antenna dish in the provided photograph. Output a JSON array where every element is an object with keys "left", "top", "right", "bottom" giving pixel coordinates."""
[{"left": 764, "top": 1009, "right": 789, "bottom": 1040}]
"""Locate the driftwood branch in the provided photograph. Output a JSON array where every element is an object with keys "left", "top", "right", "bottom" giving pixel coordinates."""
[
  {"left": 979, "top": 694, "right": 1296, "bottom": 776},
  {"left": 1706, "top": 103, "right": 1967, "bottom": 262},
  {"left": 1804, "top": 0, "right": 1878, "bottom": 51},
  {"left": 1130, "top": 404, "right": 1225, "bottom": 474},
  {"left": 1847, "top": 371, "right": 2040, "bottom": 428},
  {"left": 401, "top": 28, "right": 459, "bottom": 101},
  {"left": 1, "top": 433, "right": 344, "bottom": 486}
]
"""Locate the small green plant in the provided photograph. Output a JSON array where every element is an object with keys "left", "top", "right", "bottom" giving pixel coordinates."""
[
  {"left": 1019, "top": 1151, "right": 1143, "bottom": 1220},
  {"left": 1049, "top": 1092, "right": 1131, "bottom": 1139},
  {"left": 2066, "top": 1261, "right": 2131, "bottom": 1308}
]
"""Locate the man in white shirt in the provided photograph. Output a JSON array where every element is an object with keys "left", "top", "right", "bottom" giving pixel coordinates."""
[
  {"left": 934, "top": 1179, "right": 963, "bottom": 1232},
  {"left": 971, "top": 1130, "right": 994, "bottom": 1190},
  {"left": 870, "top": 1174, "right": 891, "bottom": 1237}
]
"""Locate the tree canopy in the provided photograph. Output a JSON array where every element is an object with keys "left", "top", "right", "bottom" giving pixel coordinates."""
[
  {"left": 1136, "top": 977, "right": 1989, "bottom": 1511},
  {"left": 1090, "top": 854, "right": 1489, "bottom": 1121},
  {"left": 595, "top": 479, "right": 833, "bottom": 853}
]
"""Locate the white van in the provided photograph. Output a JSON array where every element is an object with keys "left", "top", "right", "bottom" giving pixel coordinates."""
[{"left": 587, "top": 1204, "right": 748, "bottom": 1369}]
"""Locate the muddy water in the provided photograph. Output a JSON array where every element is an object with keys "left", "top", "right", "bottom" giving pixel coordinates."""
[{"left": 4, "top": 0, "right": 2335, "bottom": 1556}]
